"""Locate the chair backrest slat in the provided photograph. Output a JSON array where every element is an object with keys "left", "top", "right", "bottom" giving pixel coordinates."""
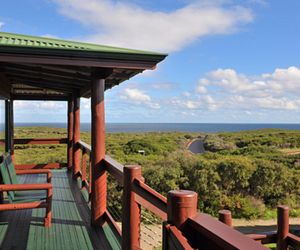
[
  {"left": 0, "top": 153, "right": 18, "bottom": 202},
  {"left": 5, "top": 154, "right": 18, "bottom": 185}
]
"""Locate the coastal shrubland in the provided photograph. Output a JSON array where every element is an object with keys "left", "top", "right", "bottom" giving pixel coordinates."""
[{"left": 13, "top": 127, "right": 300, "bottom": 219}]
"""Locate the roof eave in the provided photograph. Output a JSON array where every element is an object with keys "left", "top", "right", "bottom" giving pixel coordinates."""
[{"left": 0, "top": 45, "right": 167, "bottom": 68}]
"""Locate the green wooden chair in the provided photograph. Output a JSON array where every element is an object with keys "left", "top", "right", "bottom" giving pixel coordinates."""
[{"left": 0, "top": 153, "right": 53, "bottom": 227}]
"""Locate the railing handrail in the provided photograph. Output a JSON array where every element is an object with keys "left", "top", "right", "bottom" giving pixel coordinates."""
[
  {"left": 287, "top": 233, "right": 300, "bottom": 249},
  {"left": 187, "top": 213, "right": 268, "bottom": 249},
  {"left": 104, "top": 155, "right": 124, "bottom": 184},
  {"left": 75, "top": 139, "right": 300, "bottom": 249},
  {"left": 78, "top": 140, "right": 91, "bottom": 152},
  {"left": 14, "top": 138, "right": 68, "bottom": 144}
]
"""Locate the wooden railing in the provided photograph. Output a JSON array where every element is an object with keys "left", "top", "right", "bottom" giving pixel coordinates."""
[
  {"left": 14, "top": 137, "right": 300, "bottom": 249},
  {"left": 219, "top": 207, "right": 300, "bottom": 250},
  {"left": 76, "top": 140, "right": 270, "bottom": 250},
  {"left": 13, "top": 138, "right": 68, "bottom": 169}
]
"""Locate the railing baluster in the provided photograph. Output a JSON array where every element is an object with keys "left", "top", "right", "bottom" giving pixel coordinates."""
[{"left": 82, "top": 148, "right": 87, "bottom": 188}]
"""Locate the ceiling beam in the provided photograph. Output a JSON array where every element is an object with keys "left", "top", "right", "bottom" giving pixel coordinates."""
[
  {"left": 4, "top": 63, "right": 90, "bottom": 80},
  {"left": 10, "top": 79, "right": 75, "bottom": 93},
  {"left": 12, "top": 93, "right": 69, "bottom": 101},
  {"left": 5, "top": 71, "right": 87, "bottom": 86}
]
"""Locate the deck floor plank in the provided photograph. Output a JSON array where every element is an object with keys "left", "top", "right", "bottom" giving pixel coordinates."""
[{"left": 0, "top": 169, "right": 121, "bottom": 250}]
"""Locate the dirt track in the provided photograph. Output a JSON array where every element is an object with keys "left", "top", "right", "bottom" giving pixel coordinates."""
[{"left": 233, "top": 217, "right": 300, "bottom": 234}]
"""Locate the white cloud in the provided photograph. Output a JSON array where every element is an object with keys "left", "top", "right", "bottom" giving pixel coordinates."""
[
  {"left": 195, "top": 85, "right": 207, "bottom": 94},
  {"left": 185, "top": 100, "right": 200, "bottom": 109},
  {"left": 120, "top": 88, "right": 160, "bottom": 109},
  {"left": 53, "top": 0, "right": 253, "bottom": 52},
  {"left": 81, "top": 98, "right": 91, "bottom": 109},
  {"left": 182, "top": 91, "right": 191, "bottom": 97},
  {"left": 152, "top": 83, "right": 174, "bottom": 90},
  {"left": 14, "top": 101, "right": 65, "bottom": 110},
  {"left": 121, "top": 88, "right": 151, "bottom": 102},
  {"left": 197, "top": 66, "right": 300, "bottom": 110},
  {"left": 0, "top": 22, "right": 4, "bottom": 29},
  {"left": 170, "top": 93, "right": 217, "bottom": 111}
]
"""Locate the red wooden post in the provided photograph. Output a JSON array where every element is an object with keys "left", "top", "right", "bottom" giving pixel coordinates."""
[
  {"left": 219, "top": 210, "right": 232, "bottom": 227},
  {"left": 167, "top": 190, "right": 198, "bottom": 229},
  {"left": 122, "top": 165, "right": 142, "bottom": 250},
  {"left": 72, "top": 96, "right": 80, "bottom": 179},
  {"left": 277, "top": 205, "right": 289, "bottom": 250},
  {"left": 82, "top": 148, "right": 87, "bottom": 187},
  {"left": 67, "top": 98, "right": 74, "bottom": 171},
  {"left": 91, "top": 78, "right": 106, "bottom": 226}
]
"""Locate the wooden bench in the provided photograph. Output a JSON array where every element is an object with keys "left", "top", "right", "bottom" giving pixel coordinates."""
[{"left": 0, "top": 153, "right": 52, "bottom": 227}]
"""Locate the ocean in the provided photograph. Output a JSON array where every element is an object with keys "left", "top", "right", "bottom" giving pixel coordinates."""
[{"left": 13, "top": 123, "right": 300, "bottom": 133}]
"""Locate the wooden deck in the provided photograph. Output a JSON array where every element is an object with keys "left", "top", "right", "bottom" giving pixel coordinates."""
[{"left": 0, "top": 169, "right": 121, "bottom": 250}]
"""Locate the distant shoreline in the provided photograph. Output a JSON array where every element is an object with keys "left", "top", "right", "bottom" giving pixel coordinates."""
[{"left": 11, "top": 122, "right": 300, "bottom": 133}]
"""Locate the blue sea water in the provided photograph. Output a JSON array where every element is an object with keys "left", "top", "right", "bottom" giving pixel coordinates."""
[{"left": 13, "top": 123, "right": 300, "bottom": 133}]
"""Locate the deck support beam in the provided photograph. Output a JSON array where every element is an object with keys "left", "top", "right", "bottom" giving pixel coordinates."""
[
  {"left": 72, "top": 96, "right": 80, "bottom": 178},
  {"left": 67, "top": 98, "right": 74, "bottom": 171},
  {"left": 91, "top": 77, "right": 106, "bottom": 226}
]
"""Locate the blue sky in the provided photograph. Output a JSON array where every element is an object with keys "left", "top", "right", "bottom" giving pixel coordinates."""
[{"left": 1, "top": 0, "right": 300, "bottom": 123}]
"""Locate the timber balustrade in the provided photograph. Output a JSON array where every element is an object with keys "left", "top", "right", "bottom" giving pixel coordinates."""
[
  {"left": 76, "top": 140, "right": 270, "bottom": 250},
  {"left": 13, "top": 137, "right": 68, "bottom": 169},
  {"left": 219, "top": 207, "right": 300, "bottom": 250},
  {"left": 12, "top": 137, "right": 300, "bottom": 249}
]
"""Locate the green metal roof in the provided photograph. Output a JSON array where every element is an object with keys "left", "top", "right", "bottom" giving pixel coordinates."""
[{"left": 0, "top": 31, "right": 165, "bottom": 56}]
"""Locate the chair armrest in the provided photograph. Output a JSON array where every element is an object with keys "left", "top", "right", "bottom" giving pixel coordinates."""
[
  {"left": 16, "top": 170, "right": 52, "bottom": 183},
  {"left": 0, "top": 183, "right": 52, "bottom": 191}
]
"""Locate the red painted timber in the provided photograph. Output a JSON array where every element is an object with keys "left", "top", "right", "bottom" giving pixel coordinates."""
[
  {"left": 15, "top": 163, "right": 67, "bottom": 170},
  {"left": 247, "top": 233, "right": 277, "bottom": 244},
  {"left": 133, "top": 179, "right": 167, "bottom": 220},
  {"left": 164, "top": 224, "right": 193, "bottom": 250},
  {"left": 287, "top": 233, "right": 300, "bottom": 249},
  {"left": 45, "top": 184, "right": 53, "bottom": 227},
  {"left": 0, "top": 201, "right": 48, "bottom": 211},
  {"left": 187, "top": 213, "right": 268, "bottom": 249},
  {"left": 277, "top": 205, "right": 289, "bottom": 250},
  {"left": 218, "top": 210, "right": 232, "bottom": 227},
  {"left": 104, "top": 155, "right": 124, "bottom": 184},
  {"left": 73, "top": 96, "right": 81, "bottom": 178},
  {"left": 16, "top": 169, "right": 52, "bottom": 183},
  {"left": 14, "top": 138, "right": 67, "bottom": 144},
  {"left": 78, "top": 140, "right": 91, "bottom": 152},
  {"left": 167, "top": 190, "right": 198, "bottom": 229},
  {"left": 0, "top": 183, "right": 52, "bottom": 191},
  {"left": 67, "top": 99, "right": 74, "bottom": 170},
  {"left": 122, "top": 165, "right": 142, "bottom": 250},
  {"left": 91, "top": 78, "right": 106, "bottom": 226},
  {"left": 105, "top": 210, "right": 122, "bottom": 237},
  {"left": 81, "top": 148, "right": 87, "bottom": 187}
]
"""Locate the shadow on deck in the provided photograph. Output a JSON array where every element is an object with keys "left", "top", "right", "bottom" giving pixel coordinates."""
[{"left": 0, "top": 169, "right": 121, "bottom": 249}]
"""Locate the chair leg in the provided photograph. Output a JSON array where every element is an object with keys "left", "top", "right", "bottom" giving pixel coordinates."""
[{"left": 44, "top": 188, "right": 52, "bottom": 227}]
